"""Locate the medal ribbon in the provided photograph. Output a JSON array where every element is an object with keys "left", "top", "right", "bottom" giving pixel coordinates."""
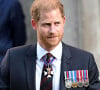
[
  {"left": 72, "top": 71, "right": 74, "bottom": 82},
  {"left": 86, "top": 70, "right": 88, "bottom": 81},
  {"left": 69, "top": 71, "right": 71, "bottom": 80},
  {"left": 83, "top": 70, "right": 88, "bottom": 81},
  {"left": 71, "top": 71, "right": 73, "bottom": 82},
  {"left": 64, "top": 71, "right": 67, "bottom": 80},
  {"left": 82, "top": 70, "right": 84, "bottom": 82},
  {"left": 84, "top": 70, "right": 86, "bottom": 81},
  {"left": 67, "top": 71, "right": 69, "bottom": 79},
  {"left": 77, "top": 70, "right": 79, "bottom": 82},
  {"left": 74, "top": 71, "right": 77, "bottom": 82},
  {"left": 41, "top": 54, "right": 55, "bottom": 65},
  {"left": 80, "top": 70, "right": 82, "bottom": 81},
  {"left": 78, "top": 70, "right": 82, "bottom": 81}
]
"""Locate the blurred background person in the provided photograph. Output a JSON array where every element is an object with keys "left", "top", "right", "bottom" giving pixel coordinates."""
[{"left": 0, "top": 0, "right": 26, "bottom": 63}]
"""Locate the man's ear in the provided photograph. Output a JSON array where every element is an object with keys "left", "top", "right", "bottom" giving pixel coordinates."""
[
  {"left": 63, "top": 16, "right": 66, "bottom": 24},
  {"left": 31, "top": 19, "right": 36, "bottom": 30}
]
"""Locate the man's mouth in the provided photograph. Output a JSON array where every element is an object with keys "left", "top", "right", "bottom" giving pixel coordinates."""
[{"left": 47, "top": 36, "right": 57, "bottom": 40}]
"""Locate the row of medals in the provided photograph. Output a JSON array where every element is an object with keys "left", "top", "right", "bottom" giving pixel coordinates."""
[
  {"left": 65, "top": 79, "right": 89, "bottom": 88},
  {"left": 64, "top": 70, "right": 89, "bottom": 88}
]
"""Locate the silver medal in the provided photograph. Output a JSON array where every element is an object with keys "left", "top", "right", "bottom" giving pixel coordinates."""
[
  {"left": 84, "top": 80, "right": 89, "bottom": 87},
  {"left": 65, "top": 79, "right": 72, "bottom": 88},
  {"left": 78, "top": 80, "right": 83, "bottom": 87}
]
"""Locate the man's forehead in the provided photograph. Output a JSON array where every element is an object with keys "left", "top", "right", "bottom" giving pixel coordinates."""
[{"left": 39, "top": 8, "right": 61, "bottom": 18}]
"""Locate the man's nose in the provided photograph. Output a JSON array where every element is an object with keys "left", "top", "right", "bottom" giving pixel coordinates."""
[{"left": 49, "top": 24, "right": 55, "bottom": 33}]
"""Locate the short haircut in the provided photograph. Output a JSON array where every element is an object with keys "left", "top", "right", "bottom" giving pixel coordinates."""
[{"left": 30, "top": 0, "right": 65, "bottom": 22}]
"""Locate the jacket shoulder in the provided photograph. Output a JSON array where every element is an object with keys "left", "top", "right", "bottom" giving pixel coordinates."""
[
  {"left": 62, "top": 42, "right": 93, "bottom": 57},
  {"left": 8, "top": 44, "right": 36, "bottom": 56}
]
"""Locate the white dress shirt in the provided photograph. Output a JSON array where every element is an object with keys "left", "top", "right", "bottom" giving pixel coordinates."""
[{"left": 36, "top": 42, "right": 62, "bottom": 90}]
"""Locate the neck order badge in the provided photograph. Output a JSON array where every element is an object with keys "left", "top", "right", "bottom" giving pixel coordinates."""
[{"left": 40, "top": 53, "right": 55, "bottom": 90}]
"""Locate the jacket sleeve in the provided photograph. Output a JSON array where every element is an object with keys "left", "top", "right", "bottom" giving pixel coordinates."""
[
  {"left": 9, "top": 1, "right": 26, "bottom": 46},
  {"left": 0, "top": 49, "right": 10, "bottom": 90},
  {"left": 87, "top": 54, "right": 100, "bottom": 90}
]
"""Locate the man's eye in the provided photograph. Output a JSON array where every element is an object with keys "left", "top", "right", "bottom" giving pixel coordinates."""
[
  {"left": 46, "top": 23, "right": 51, "bottom": 26},
  {"left": 42, "top": 23, "right": 51, "bottom": 26},
  {"left": 55, "top": 22, "right": 60, "bottom": 25}
]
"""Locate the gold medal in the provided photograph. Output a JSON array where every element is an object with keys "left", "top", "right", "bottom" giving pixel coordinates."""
[
  {"left": 72, "top": 82, "right": 78, "bottom": 88},
  {"left": 71, "top": 70, "right": 78, "bottom": 88}
]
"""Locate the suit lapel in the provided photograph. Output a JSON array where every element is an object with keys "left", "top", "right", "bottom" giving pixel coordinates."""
[
  {"left": 59, "top": 43, "right": 72, "bottom": 90},
  {"left": 24, "top": 44, "right": 37, "bottom": 90},
  {"left": 24, "top": 43, "right": 72, "bottom": 90}
]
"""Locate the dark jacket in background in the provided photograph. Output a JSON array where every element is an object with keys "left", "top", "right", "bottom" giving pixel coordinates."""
[{"left": 0, "top": 0, "right": 26, "bottom": 62}]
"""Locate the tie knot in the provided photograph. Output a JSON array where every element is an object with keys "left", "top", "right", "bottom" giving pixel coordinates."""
[
  {"left": 41, "top": 53, "right": 55, "bottom": 65},
  {"left": 46, "top": 53, "right": 52, "bottom": 63}
]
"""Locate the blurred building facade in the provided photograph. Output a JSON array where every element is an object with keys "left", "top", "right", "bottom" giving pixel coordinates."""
[{"left": 20, "top": 0, "right": 100, "bottom": 71}]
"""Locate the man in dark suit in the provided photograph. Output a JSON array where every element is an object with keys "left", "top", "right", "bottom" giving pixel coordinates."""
[
  {"left": 0, "top": 0, "right": 100, "bottom": 90},
  {"left": 0, "top": 0, "right": 26, "bottom": 63}
]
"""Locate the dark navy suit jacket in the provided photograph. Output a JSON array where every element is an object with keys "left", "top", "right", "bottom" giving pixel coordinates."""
[
  {"left": 0, "top": 0, "right": 26, "bottom": 62},
  {"left": 0, "top": 42, "right": 100, "bottom": 90}
]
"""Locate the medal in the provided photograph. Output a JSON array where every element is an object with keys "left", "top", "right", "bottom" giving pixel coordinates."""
[
  {"left": 42, "top": 53, "right": 55, "bottom": 78},
  {"left": 84, "top": 80, "right": 89, "bottom": 87},
  {"left": 64, "top": 70, "right": 89, "bottom": 88},
  {"left": 77, "top": 70, "right": 83, "bottom": 87},
  {"left": 83, "top": 70, "right": 89, "bottom": 87},
  {"left": 72, "top": 82, "right": 78, "bottom": 88},
  {"left": 64, "top": 71, "right": 72, "bottom": 88},
  {"left": 71, "top": 71, "right": 77, "bottom": 88},
  {"left": 78, "top": 80, "right": 83, "bottom": 87},
  {"left": 65, "top": 79, "right": 72, "bottom": 88},
  {"left": 44, "top": 64, "right": 53, "bottom": 78}
]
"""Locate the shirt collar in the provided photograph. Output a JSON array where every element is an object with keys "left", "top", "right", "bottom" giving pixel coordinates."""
[{"left": 37, "top": 42, "right": 62, "bottom": 60}]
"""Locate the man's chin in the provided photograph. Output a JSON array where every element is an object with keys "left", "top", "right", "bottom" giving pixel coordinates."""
[{"left": 47, "top": 42, "right": 59, "bottom": 47}]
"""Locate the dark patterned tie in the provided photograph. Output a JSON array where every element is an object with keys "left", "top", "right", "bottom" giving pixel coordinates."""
[{"left": 40, "top": 53, "right": 55, "bottom": 90}]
